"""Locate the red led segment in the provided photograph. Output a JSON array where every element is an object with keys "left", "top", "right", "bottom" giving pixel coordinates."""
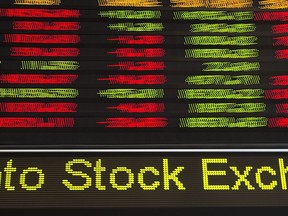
[
  {"left": 12, "top": 21, "right": 81, "bottom": 31},
  {"left": 10, "top": 47, "right": 80, "bottom": 57},
  {"left": 107, "top": 35, "right": 165, "bottom": 44},
  {"left": 276, "top": 104, "right": 288, "bottom": 113},
  {"left": 108, "top": 61, "right": 165, "bottom": 70},
  {"left": 254, "top": 12, "right": 288, "bottom": 21},
  {"left": 269, "top": 118, "right": 288, "bottom": 128},
  {"left": 272, "top": 24, "right": 288, "bottom": 34},
  {"left": 273, "top": 36, "right": 288, "bottom": 46},
  {"left": 0, "top": 74, "right": 78, "bottom": 84},
  {"left": 270, "top": 76, "right": 288, "bottom": 86},
  {"left": 4, "top": 34, "right": 80, "bottom": 43},
  {"left": 0, "top": 103, "right": 77, "bottom": 112},
  {"left": 0, "top": 9, "right": 80, "bottom": 18},
  {"left": 0, "top": 118, "right": 74, "bottom": 127},
  {"left": 97, "top": 117, "right": 168, "bottom": 128},
  {"left": 98, "top": 75, "right": 166, "bottom": 84},
  {"left": 107, "top": 48, "right": 165, "bottom": 58},
  {"left": 275, "top": 49, "right": 288, "bottom": 59},
  {"left": 107, "top": 103, "right": 165, "bottom": 113},
  {"left": 265, "top": 89, "right": 288, "bottom": 99}
]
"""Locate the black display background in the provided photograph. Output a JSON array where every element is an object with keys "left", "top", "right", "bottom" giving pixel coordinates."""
[{"left": 1, "top": 0, "right": 288, "bottom": 148}]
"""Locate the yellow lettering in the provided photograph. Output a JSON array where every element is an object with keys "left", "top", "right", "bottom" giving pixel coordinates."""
[
  {"left": 138, "top": 167, "right": 160, "bottom": 190},
  {"left": 163, "top": 159, "right": 186, "bottom": 190},
  {"left": 62, "top": 159, "right": 92, "bottom": 190},
  {"left": 230, "top": 166, "right": 255, "bottom": 190},
  {"left": 255, "top": 166, "right": 277, "bottom": 190},
  {"left": 94, "top": 159, "right": 106, "bottom": 190},
  {"left": 19, "top": 167, "right": 45, "bottom": 191},
  {"left": 279, "top": 158, "right": 288, "bottom": 190},
  {"left": 4, "top": 160, "right": 16, "bottom": 191},
  {"left": 110, "top": 167, "right": 134, "bottom": 190},
  {"left": 202, "top": 158, "right": 230, "bottom": 190}
]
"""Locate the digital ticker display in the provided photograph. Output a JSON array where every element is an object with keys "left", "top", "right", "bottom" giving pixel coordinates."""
[
  {"left": 1, "top": 0, "right": 288, "bottom": 212},
  {"left": 0, "top": 153, "right": 288, "bottom": 208},
  {"left": 0, "top": 0, "right": 288, "bottom": 148}
]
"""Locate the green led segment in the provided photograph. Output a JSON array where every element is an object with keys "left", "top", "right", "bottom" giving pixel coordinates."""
[
  {"left": 98, "top": 89, "right": 164, "bottom": 98},
  {"left": 185, "top": 49, "right": 258, "bottom": 58},
  {"left": 99, "top": 10, "right": 161, "bottom": 19},
  {"left": 185, "top": 75, "right": 260, "bottom": 85},
  {"left": 21, "top": 61, "right": 79, "bottom": 70},
  {"left": 190, "top": 23, "right": 255, "bottom": 33},
  {"left": 178, "top": 89, "right": 264, "bottom": 99},
  {"left": 184, "top": 36, "right": 257, "bottom": 45},
  {"left": 188, "top": 103, "right": 266, "bottom": 113},
  {"left": 174, "top": 11, "right": 253, "bottom": 20},
  {"left": 179, "top": 117, "right": 267, "bottom": 128},
  {"left": 0, "top": 88, "right": 78, "bottom": 98},
  {"left": 108, "top": 23, "right": 164, "bottom": 31},
  {"left": 202, "top": 62, "right": 260, "bottom": 72}
]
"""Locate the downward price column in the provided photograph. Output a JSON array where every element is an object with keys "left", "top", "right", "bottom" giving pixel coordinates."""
[
  {"left": 96, "top": 0, "right": 168, "bottom": 128},
  {"left": 254, "top": 0, "right": 288, "bottom": 128},
  {"left": 0, "top": 2, "right": 81, "bottom": 128}
]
